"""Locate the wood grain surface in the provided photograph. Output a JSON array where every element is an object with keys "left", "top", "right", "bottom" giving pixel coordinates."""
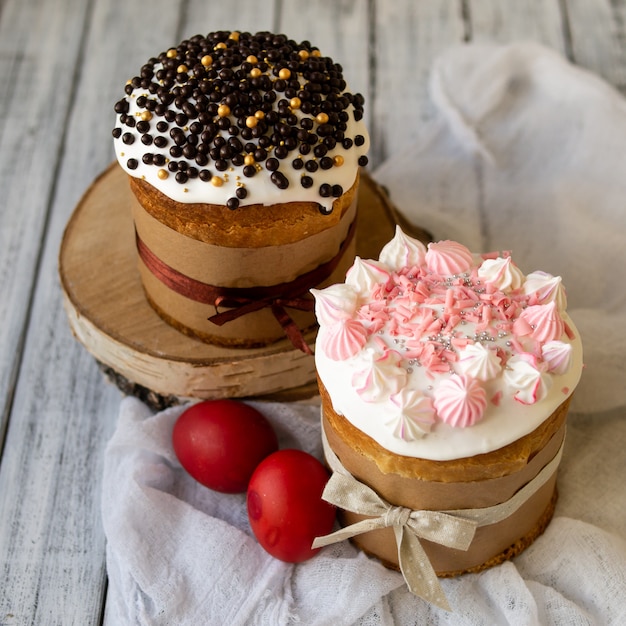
[{"left": 1, "top": 0, "right": 625, "bottom": 623}]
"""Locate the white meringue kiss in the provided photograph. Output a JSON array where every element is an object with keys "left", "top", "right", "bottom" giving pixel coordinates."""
[
  {"left": 378, "top": 226, "right": 427, "bottom": 271},
  {"left": 541, "top": 340, "right": 573, "bottom": 375},
  {"left": 311, "top": 284, "right": 359, "bottom": 325},
  {"left": 351, "top": 348, "right": 407, "bottom": 402},
  {"left": 477, "top": 256, "right": 524, "bottom": 292},
  {"left": 504, "top": 354, "right": 551, "bottom": 404},
  {"left": 456, "top": 342, "right": 502, "bottom": 381},
  {"left": 523, "top": 271, "right": 567, "bottom": 311},
  {"left": 387, "top": 388, "right": 436, "bottom": 440},
  {"left": 345, "top": 257, "right": 390, "bottom": 297}
]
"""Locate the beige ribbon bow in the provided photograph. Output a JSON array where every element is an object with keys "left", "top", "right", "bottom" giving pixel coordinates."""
[{"left": 312, "top": 421, "right": 565, "bottom": 612}]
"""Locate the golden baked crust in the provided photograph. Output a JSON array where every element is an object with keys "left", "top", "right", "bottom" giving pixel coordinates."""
[
  {"left": 319, "top": 377, "right": 571, "bottom": 483},
  {"left": 129, "top": 172, "right": 359, "bottom": 247}
]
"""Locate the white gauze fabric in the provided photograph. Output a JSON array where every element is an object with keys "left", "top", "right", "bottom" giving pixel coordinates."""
[{"left": 102, "top": 42, "right": 626, "bottom": 625}]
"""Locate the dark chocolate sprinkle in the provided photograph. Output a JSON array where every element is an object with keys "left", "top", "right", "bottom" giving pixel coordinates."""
[
  {"left": 319, "top": 183, "right": 332, "bottom": 197},
  {"left": 270, "top": 171, "right": 289, "bottom": 189}
]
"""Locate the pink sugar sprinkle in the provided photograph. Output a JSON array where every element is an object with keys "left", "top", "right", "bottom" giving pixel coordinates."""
[
  {"left": 373, "top": 335, "right": 388, "bottom": 351},
  {"left": 444, "top": 314, "right": 461, "bottom": 333},
  {"left": 367, "top": 318, "right": 386, "bottom": 334},
  {"left": 564, "top": 322, "right": 576, "bottom": 340},
  {"left": 445, "top": 288, "right": 455, "bottom": 310},
  {"left": 452, "top": 337, "right": 470, "bottom": 349},
  {"left": 427, "top": 318, "right": 444, "bottom": 333},
  {"left": 562, "top": 386, "right": 570, "bottom": 395},
  {"left": 491, "top": 391, "right": 503, "bottom": 406},
  {"left": 511, "top": 337, "right": 526, "bottom": 354}
]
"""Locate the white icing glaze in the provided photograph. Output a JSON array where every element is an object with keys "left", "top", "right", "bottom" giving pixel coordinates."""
[{"left": 314, "top": 229, "right": 584, "bottom": 461}]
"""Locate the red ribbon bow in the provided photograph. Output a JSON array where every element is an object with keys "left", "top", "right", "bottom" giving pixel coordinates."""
[{"left": 135, "top": 217, "right": 356, "bottom": 354}]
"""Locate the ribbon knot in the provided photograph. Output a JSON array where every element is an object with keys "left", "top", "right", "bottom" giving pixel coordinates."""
[{"left": 383, "top": 505, "right": 411, "bottom": 528}]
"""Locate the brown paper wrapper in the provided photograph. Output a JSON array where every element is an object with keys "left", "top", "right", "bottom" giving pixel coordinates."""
[
  {"left": 131, "top": 193, "right": 357, "bottom": 346},
  {"left": 322, "top": 386, "right": 569, "bottom": 577}
]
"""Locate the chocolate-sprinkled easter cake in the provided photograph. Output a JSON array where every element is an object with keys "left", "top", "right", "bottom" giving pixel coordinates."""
[{"left": 112, "top": 31, "right": 369, "bottom": 349}]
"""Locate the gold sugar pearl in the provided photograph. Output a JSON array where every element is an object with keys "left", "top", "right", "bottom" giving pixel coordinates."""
[
  {"left": 201, "top": 55, "right": 213, "bottom": 67},
  {"left": 250, "top": 67, "right": 262, "bottom": 78},
  {"left": 312, "top": 49, "right": 321, "bottom": 57},
  {"left": 166, "top": 48, "right": 177, "bottom": 58},
  {"left": 211, "top": 176, "right": 224, "bottom": 187},
  {"left": 217, "top": 104, "right": 231, "bottom": 117},
  {"left": 246, "top": 55, "right": 258, "bottom": 64},
  {"left": 140, "top": 111, "right": 153, "bottom": 121},
  {"left": 278, "top": 68, "right": 291, "bottom": 80},
  {"left": 229, "top": 31, "right": 240, "bottom": 41},
  {"left": 298, "top": 50, "right": 310, "bottom": 61},
  {"left": 215, "top": 42, "right": 227, "bottom": 50},
  {"left": 289, "top": 97, "right": 302, "bottom": 110},
  {"left": 244, "top": 154, "right": 255, "bottom": 165},
  {"left": 333, "top": 155, "right": 345, "bottom": 167},
  {"left": 157, "top": 169, "right": 169, "bottom": 180},
  {"left": 316, "top": 112, "right": 329, "bottom": 124},
  {"left": 254, "top": 110, "right": 265, "bottom": 119},
  {"left": 177, "top": 64, "right": 188, "bottom": 74},
  {"left": 246, "top": 116, "right": 258, "bottom": 128}
]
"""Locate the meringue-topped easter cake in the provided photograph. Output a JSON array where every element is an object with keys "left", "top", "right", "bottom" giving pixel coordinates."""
[{"left": 312, "top": 227, "right": 583, "bottom": 590}]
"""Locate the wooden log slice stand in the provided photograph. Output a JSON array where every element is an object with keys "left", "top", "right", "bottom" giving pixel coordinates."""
[{"left": 59, "top": 164, "right": 430, "bottom": 407}]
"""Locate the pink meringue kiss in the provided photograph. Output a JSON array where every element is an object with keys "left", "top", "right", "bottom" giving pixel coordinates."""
[
  {"left": 425, "top": 240, "right": 474, "bottom": 275},
  {"left": 514, "top": 301, "right": 565, "bottom": 344},
  {"left": 319, "top": 318, "right": 368, "bottom": 361},
  {"left": 433, "top": 374, "right": 487, "bottom": 428}
]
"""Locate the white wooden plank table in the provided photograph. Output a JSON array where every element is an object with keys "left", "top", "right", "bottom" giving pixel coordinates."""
[{"left": 0, "top": 1, "right": 624, "bottom": 623}]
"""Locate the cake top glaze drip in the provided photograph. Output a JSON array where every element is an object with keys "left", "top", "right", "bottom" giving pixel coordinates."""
[
  {"left": 112, "top": 30, "right": 369, "bottom": 213},
  {"left": 313, "top": 228, "right": 584, "bottom": 460}
]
